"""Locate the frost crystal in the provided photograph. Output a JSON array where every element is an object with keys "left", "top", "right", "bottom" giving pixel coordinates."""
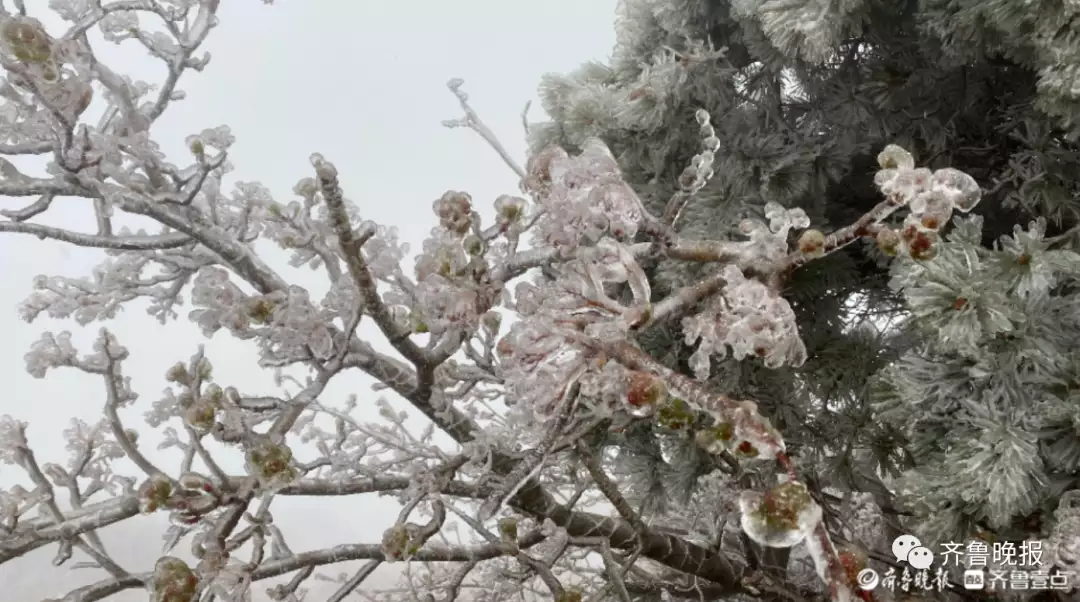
[
  {"left": 23, "top": 331, "right": 79, "bottom": 378},
  {"left": 0, "top": 416, "right": 28, "bottom": 465}
]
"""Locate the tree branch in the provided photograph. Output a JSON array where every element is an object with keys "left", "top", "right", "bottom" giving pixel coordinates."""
[
  {"left": 312, "top": 156, "right": 428, "bottom": 368},
  {"left": 0, "top": 222, "right": 190, "bottom": 250},
  {"left": 48, "top": 532, "right": 546, "bottom": 602}
]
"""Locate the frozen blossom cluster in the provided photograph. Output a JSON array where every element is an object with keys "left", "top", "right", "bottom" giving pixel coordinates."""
[
  {"left": 871, "top": 144, "right": 982, "bottom": 261},
  {"left": 0, "top": 2, "right": 1022, "bottom": 602},
  {"left": 682, "top": 214, "right": 810, "bottom": 376},
  {"left": 524, "top": 138, "right": 648, "bottom": 254}
]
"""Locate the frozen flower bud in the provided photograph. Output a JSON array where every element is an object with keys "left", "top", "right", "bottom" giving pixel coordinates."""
[
  {"left": 739, "top": 218, "right": 766, "bottom": 236},
  {"left": 189, "top": 139, "right": 204, "bottom": 156},
  {"left": 433, "top": 191, "right": 473, "bottom": 235},
  {"left": 556, "top": 590, "right": 584, "bottom": 602},
  {"left": 797, "top": 229, "right": 826, "bottom": 256},
  {"left": 202, "top": 384, "right": 225, "bottom": 406},
  {"left": 931, "top": 167, "right": 981, "bottom": 212},
  {"left": 151, "top": 556, "right": 198, "bottom": 602},
  {"left": 876, "top": 144, "right": 914, "bottom": 171},
  {"left": 524, "top": 145, "right": 568, "bottom": 191},
  {"left": 920, "top": 210, "right": 947, "bottom": 231},
  {"left": 244, "top": 440, "right": 297, "bottom": 489},
  {"left": 498, "top": 517, "right": 518, "bottom": 542},
  {"left": 887, "top": 168, "right": 932, "bottom": 200},
  {"left": 178, "top": 472, "right": 215, "bottom": 495},
  {"left": 760, "top": 482, "right": 813, "bottom": 531},
  {"left": 656, "top": 397, "right": 694, "bottom": 430},
  {"left": 481, "top": 310, "right": 501, "bottom": 334},
  {"left": 626, "top": 371, "right": 667, "bottom": 410},
  {"left": 72, "top": 84, "right": 94, "bottom": 118},
  {"left": 244, "top": 297, "right": 276, "bottom": 324},
  {"left": 169, "top": 491, "right": 216, "bottom": 518},
  {"left": 494, "top": 195, "right": 526, "bottom": 225},
  {"left": 165, "top": 362, "right": 190, "bottom": 385},
  {"left": 2, "top": 19, "right": 52, "bottom": 64},
  {"left": 125, "top": 429, "right": 139, "bottom": 445},
  {"left": 694, "top": 108, "right": 711, "bottom": 125},
  {"left": 913, "top": 189, "right": 953, "bottom": 228},
  {"left": 695, "top": 421, "right": 734, "bottom": 454},
  {"left": 184, "top": 400, "right": 216, "bottom": 436},
  {"left": 739, "top": 482, "right": 821, "bottom": 548},
  {"left": 463, "top": 234, "right": 484, "bottom": 256},
  {"left": 876, "top": 228, "right": 900, "bottom": 256},
  {"left": 409, "top": 310, "right": 429, "bottom": 333},
  {"left": 380, "top": 523, "right": 421, "bottom": 562},
  {"left": 907, "top": 229, "right": 939, "bottom": 261},
  {"left": 496, "top": 336, "right": 514, "bottom": 359},
  {"left": 735, "top": 440, "right": 759, "bottom": 457},
  {"left": 137, "top": 474, "right": 174, "bottom": 514}
]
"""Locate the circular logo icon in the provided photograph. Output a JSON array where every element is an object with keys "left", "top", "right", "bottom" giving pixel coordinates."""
[{"left": 856, "top": 568, "right": 880, "bottom": 591}]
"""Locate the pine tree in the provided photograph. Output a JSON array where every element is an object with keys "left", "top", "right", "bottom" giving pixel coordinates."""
[{"left": 528, "top": 0, "right": 1080, "bottom": 595}]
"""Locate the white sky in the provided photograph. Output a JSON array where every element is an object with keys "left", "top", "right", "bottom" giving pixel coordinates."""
[{"left": 1, "top": 1, "right": 617, "bottom": 599}]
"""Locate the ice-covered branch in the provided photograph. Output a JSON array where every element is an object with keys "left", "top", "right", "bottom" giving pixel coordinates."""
[
  {"left": 0, "top": 139, "right": 52, "bottom": 154},
  {"left": 0, "top": 178, "right": 82, "bottom": 196},
  {"left": 662, "top": 108, "right": 720, "bottom": 229},
  {"left": 0, "top": 221, "right": 191, "bottom": 249},
  {"left": 596, "top": 339, "right": 854, "bottom": 599},
  {"left": 443, "top": 79, "right": 527, "bottom": 181},
  {"left": 47, "top": 532, "right": 548, "bottom": 602},
  {"left": 313, "top": 154, "right": 428, "bottom": 368},
  {"left": 574, "top": 440, "right": 647, "bottom": 537},
  {"left": 0, "top": 495, "right": 139, "bottom": 565},
  {"left": 99, "top": 335, "right": 165, "bottom": 479},
  {"left": 0, "top": 465, "right": 491, "bottom": 563},
  {"left": 6, "top": 433, "right": 128, "bottom": 577}
]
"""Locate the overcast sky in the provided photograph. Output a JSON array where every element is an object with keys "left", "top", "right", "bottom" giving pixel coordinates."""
[{"left": 1, "top": 1, "right": 616, "bottom": 599}]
